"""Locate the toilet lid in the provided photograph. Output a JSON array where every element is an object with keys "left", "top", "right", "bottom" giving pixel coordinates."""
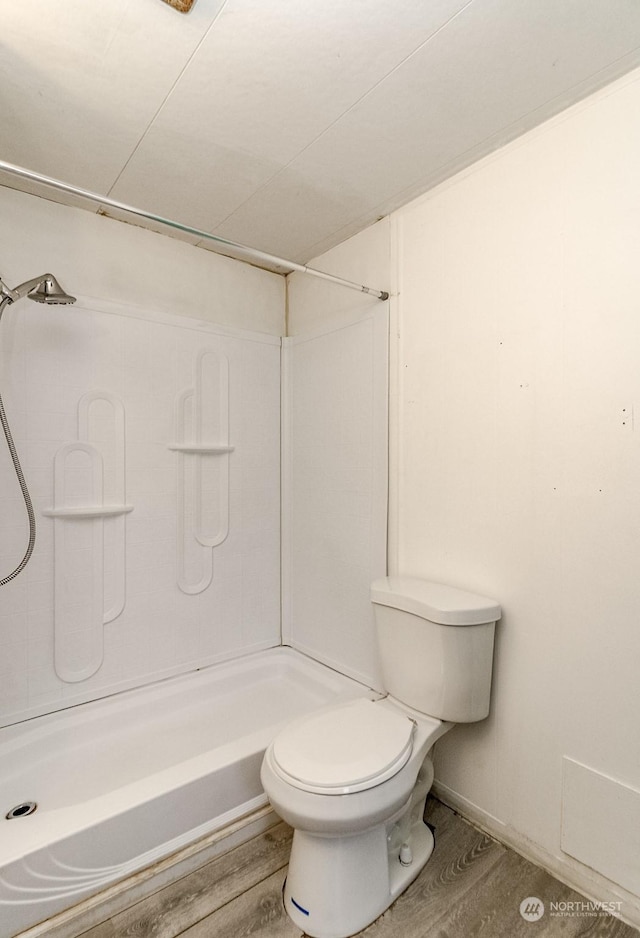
[{"left": 271, "top": 699, "right": 415, "bottom": 795}]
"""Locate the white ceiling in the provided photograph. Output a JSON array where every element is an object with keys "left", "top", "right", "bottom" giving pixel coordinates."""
[{"left": 3, "top": 0, "right": 640, "bottom": 269}]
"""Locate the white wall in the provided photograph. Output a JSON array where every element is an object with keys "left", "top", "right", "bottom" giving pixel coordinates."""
[
  {"left": 286, "top": 222, "right": 391, "bottom": 688},
  {"left": 0, "top": 187, "right": 284, "bottom": 724},
  {"left": 0, "top": 186, "right": 285, "bottom": 335},
  {"left": 287, "top": 219, "right": 390, "bottom": 335},
  {"left": 290, "top": 69, "right": 640, "bottom": 926},
  {"left": 393, "top": 68, "right": 640, "bottom": 922},
  {"left": 282, "top": 307, "right": 389, "bottom": 688}
]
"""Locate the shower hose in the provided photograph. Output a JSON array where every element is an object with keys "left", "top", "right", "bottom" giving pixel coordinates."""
[{"left": 0, "top": 296, "right": 36, "bottom": 586}]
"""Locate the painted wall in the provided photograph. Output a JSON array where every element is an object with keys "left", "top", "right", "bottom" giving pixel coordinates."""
[
  {"left": 290, "top": 69, "right": 640, "bottom": 925},
  {"left": 0, "top": 187, "right": 283, "bottom": 725}
]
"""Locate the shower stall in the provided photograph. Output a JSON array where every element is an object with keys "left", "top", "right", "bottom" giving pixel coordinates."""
[{"left": 0, "top": 246, "right": 388, "bottom": 936}]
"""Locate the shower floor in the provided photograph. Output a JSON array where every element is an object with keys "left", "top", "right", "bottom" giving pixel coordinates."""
[{"left": 0, "top": 647, "right": 369, "bottom": 938}]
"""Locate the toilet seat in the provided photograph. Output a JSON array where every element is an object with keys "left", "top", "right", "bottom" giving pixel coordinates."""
[{"left": 271, "top": 698, "right": 415, "bottom": 795}]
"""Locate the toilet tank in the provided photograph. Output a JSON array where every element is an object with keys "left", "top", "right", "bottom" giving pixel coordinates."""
[{"left": 371, "top": 577, "right": 501, "bottom": 723}]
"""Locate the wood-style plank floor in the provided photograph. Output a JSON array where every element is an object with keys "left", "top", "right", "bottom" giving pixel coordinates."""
[{"left": 75, "top": 798, "right": 638, "bottom": 938}]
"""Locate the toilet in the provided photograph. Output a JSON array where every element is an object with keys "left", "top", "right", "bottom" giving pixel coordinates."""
[{"left": 261, "top": 576, "right": 501, "bottom": 938}]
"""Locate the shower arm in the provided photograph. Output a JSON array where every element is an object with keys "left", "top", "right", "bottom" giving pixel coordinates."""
[
  {"left": 0, "top": 273, "right": 54, "bottom": 304},
  {"left": 0, "top": 159, "right": 390, "bottom": 301}
]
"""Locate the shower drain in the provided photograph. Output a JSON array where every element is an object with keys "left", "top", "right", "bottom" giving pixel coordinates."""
[{"left": 5, "top": 801, "right": 37, "bottom": 819}]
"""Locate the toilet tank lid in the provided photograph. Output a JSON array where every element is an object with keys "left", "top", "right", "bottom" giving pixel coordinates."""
[{"left": 371, "top": 577, "right": 501, "bottom": 626}]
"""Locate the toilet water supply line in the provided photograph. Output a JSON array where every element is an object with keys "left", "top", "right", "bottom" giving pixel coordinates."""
[{"left": 0, "top": 160, "right": 390, "bottom": 301}]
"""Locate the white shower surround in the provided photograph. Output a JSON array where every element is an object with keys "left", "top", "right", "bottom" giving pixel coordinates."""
[
  {"left": 0, "top": 280, "right": 390, "bottom": 936},
  {"left": 282, "top": 306, "right": 389, "bottom": 689},
  {"left": 0, "top": 297, "right": 281, "bottom": 726}
]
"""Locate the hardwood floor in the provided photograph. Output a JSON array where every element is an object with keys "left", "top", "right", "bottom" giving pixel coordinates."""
[{"left": 72, "top": 798, "right": 638, "bottom": 938}]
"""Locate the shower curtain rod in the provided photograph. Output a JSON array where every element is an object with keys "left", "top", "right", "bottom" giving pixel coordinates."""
[{"left": 0, "top": 160, "right": 389, "bottom": 301}]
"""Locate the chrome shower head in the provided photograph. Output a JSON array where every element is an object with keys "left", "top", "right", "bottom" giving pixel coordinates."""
[
  {"left": 27, "top": 275, "right": 76, "bottom": 305},
  {"left": 0, "top": 272, "right": 76, "bottom": 308}
]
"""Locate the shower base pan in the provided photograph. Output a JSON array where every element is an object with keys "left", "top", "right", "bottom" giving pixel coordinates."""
[{"left": 0, "top": 648, "right": 368, "bottom": 937}]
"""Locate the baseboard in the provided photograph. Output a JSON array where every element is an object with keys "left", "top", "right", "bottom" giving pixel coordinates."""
[{"left": 432, "top": 781, "right": 640, "bottom": 930}]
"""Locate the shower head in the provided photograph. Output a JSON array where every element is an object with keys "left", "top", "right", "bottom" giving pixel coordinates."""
[
  {"left": 0, "top": 272, "right": 76, "bottom": 307},
  {"left": 27, "top": 275, "right": 76, "bottom": 305}
]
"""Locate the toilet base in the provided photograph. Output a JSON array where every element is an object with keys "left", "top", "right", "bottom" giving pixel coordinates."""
[{"left": 283, "top": 781, "right": 435, "bottom": 938}]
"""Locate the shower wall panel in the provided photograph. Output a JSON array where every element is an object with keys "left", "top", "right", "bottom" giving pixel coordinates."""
[
  {"left": 0, "top": 298, "right": 281, "bottom": 726},
  {"left": 282, "top": 305, "right": 388, "bottom": 689}
]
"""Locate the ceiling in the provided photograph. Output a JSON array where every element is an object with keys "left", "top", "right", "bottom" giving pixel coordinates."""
[{"left": 3, "top": 0, "right": 640, "bottom": 271}]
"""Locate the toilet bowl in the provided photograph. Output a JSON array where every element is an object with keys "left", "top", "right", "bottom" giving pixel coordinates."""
[
  {"left": 261, "top": 696, "right": 452, "bottom": 938},
  {"left": 261, "top": 577, "right": 500, "bottom": 938}
]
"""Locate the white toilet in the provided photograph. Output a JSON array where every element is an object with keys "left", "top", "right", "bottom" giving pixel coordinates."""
[{"left": 261, "top": 576, "right": 500, "bottom": 938}]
